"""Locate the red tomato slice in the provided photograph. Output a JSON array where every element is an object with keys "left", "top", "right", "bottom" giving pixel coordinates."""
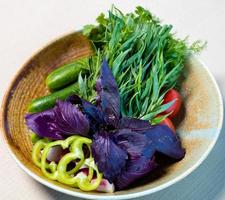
[
  {"left": 160, "top": 117, "right": 176, "bottom": 133},
  {"left": 162, "top": 89, "right": 182, "bottom": 119}
]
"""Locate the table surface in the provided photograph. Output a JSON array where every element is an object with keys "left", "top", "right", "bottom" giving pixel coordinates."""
[{"left": 0, "top": 1, "right": 225, "bottom": 200}]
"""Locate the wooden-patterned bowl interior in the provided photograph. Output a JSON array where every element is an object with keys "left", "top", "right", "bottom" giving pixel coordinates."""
[{"left": 1, "top": 32, "right": 223, "bottom": 198}]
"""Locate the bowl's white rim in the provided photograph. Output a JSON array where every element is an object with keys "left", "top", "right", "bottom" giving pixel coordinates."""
[{"left": 2, "top": 54, "right": 224, "bottom": 200}]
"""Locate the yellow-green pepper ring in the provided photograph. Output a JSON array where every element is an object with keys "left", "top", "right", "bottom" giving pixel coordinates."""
[
  {"left": 40, "top": 136, "right": 81, "bottom": 180},
  {"left": 57, "top": 137, "right": 92, "bottom": 185},
  {"left": 66, "top": 137, "right": 92, "bottom": 175},
  {"left": 76, "top": 158, "right": 103, "bottom": 191},
  {"left": 32, "top": 139, "right": 48, "bottom": 168},
  {"left": 32, "top": 136, "right": 103, "bottom": 191}
]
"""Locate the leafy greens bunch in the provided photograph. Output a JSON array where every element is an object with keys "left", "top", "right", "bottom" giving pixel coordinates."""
[{"left": 81, "top": 6, "right": 204, "bottom": 121}]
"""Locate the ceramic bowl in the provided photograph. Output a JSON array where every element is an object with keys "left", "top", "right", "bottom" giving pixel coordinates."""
[{"left": 0, "top": 32, "right": 223, "bottom": 199}]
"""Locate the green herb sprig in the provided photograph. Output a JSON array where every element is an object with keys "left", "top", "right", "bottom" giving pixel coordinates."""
[{"left": 82, "top": 6, "right": 204, "bottom": 121}]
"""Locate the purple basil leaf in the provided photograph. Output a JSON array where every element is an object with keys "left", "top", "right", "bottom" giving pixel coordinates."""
[
  {"left": 25, "top": 100, "right": 89, "bottom": 140},
  {"left": 144, "top": 125, "right": 185, "bottom": 160},
  {"left": 97, "top": 59, "right": 120, "bottom": 127},
  {"left": 119, "top": 117, "right": 152, "bottom": 132},
  {"left": 113, "top": 129, "right": 150, "bottom": 159},
  {"left": 66, "top": 94, "right": 103, "bottom": 122},
  {"left": 26, "top": 109, "right": 63, "bottom": 140},
  {"left": 113, "top": 129, "right": 156, "bottom": 189},
  {"left": 91, "top": 131, "right": 127, "bottom": 182},
  {"left": 114, "top": 157, "right": 157, "bottom": 190},
  {"left": 81, "top": 99, "right": 106, "bottom": 134},
  {"left": 66, "top": 94, "right": 82, "bottom": 104},
  {"left": 81, "top": 99, "right": 104, "bottom": 123},
  {"left": 66, "top": 94, "right": 107, "bottom": 134},
  {"left": 53, "top": 100, "right": 89, "bottom": 136},
  {"left": 113, "top": 124, "right": 185, "bottom": 189}
]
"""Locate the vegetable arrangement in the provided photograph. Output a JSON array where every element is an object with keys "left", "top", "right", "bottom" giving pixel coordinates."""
[
  {"left": 25, "top": 6, "right": 204, "bottom": 192},
  {"left": 26, "top": 59, "right": 184, "bottom": 191}
]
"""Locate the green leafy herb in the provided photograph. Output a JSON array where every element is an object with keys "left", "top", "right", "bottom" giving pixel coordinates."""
[{"left": 82, "top": 6, "right": 205, "bottom": 121}]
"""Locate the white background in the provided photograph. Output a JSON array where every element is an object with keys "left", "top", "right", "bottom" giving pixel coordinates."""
[{"left": 0, "top": 1, "right": 225, "bottom": 200}]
